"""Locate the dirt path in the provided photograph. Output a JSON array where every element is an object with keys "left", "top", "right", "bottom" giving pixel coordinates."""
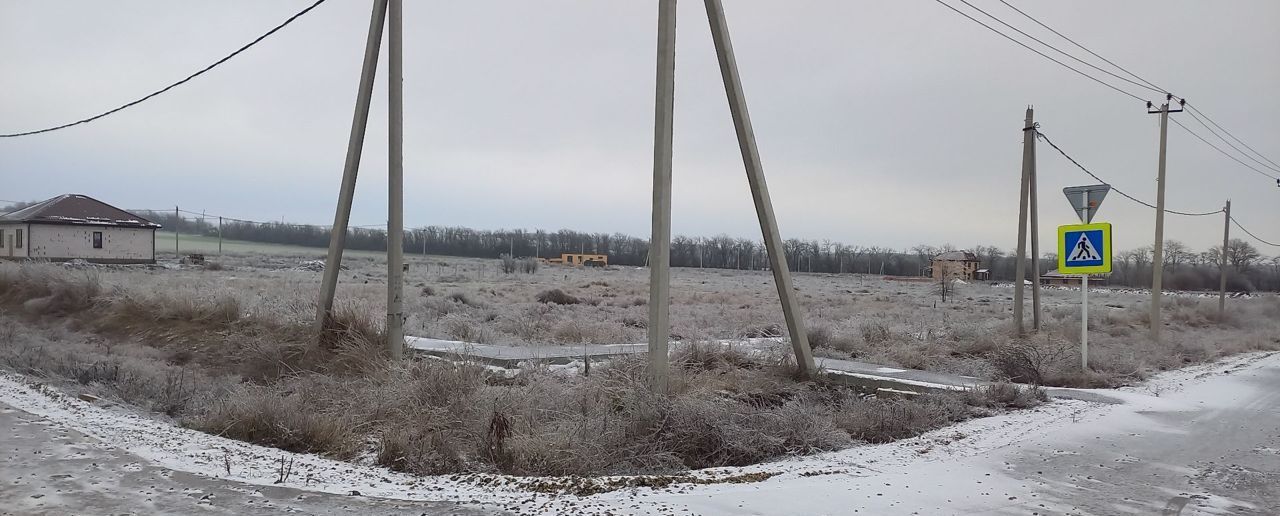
[{"left": 0, "top": 404, "right": 505, "bottom": 516}]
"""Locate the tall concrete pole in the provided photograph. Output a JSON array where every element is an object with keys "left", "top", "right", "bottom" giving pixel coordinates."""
[
  {"left": 1028, "top": 113, "right": 1042, "bottom": 331},
  {"left": 386, "top": 0, "right": 404, "bottom": 359},
  {"left": 217, "top": 216, "right": 223, "bottom": 255},
  {"left": 316, "top": 0, "right": 388, "bottom": 331},
  {"left": 1218, "top": 200, "right": 1231, "bottom": 319},
  {"left": 647, "top": 0, "right": 677, "bottom": 393},
  {"left": 704, "top": 0, "right": 815, "bottom": 375},
  {"left": 1150, "top": 103, "right": 1169, "bottom": 343},
  {"left": 1013, "top": 108, "right": 1033, "bottom": 335},
  {"left": 175, "top": 206, "right": 180, "bottom": 257}
]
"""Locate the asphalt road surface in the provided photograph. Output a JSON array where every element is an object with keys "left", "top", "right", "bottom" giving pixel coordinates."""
[
  {"left": 0, "top": 404, "right": 506, "bottom": 516},
  {"left": 1001, "top": 360, "right": 1280, "bottom": 515}
]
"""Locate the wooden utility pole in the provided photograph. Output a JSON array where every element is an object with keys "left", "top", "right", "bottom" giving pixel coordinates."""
[
  {"left": 1219, "top": 200, "right": 1231, "bottom": 319},
  {"left": 386, "top": 0, "right": 404, "bottom": 359},
  {"left": 704, "top": 0, "right": 815, "bottom": 375},
  {"left": 218, "top": 216, "right": 223, "bottom": 255},
  {"left": 646, "top": 0, "right": 677, "bottom": 393},
  {"left": 1013, "top": 108, "right": 1033, "bottom": 334},
  {"left": 316, "top": 0, "right": 388, "bottom": 331},
  {"left": 1148, "top": 97, "right": 1181, "bottom": 342}
]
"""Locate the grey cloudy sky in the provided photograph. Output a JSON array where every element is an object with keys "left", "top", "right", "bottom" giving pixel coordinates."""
[{"left": 2, "top": 1, "right": 1277, "bottom": 253}]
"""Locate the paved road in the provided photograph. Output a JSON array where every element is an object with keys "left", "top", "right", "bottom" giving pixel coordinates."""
[
  {"left": 0, "top": 404, "right": 504, "bottom": 516},
  {"left": 1003, "top": 360, "right": 1280, "bottom": 515}
]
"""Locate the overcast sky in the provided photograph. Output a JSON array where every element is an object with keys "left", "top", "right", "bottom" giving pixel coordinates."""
[{"left": 2, "top": 1, "right": 1277, "bottom": 254}]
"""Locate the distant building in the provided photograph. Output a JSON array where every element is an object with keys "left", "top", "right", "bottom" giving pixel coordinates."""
[
  {"left": 930, "top": 250, "right": 981, "bottom": 280},
  {"left": 0, "top": 194, "right": 161, "bottom": 264},
  {"left": 544, "top": 253, "right": 607, "bottom": 267},
  {"left": 1040, "top": 269, "right": 1109, "bottom": 286}
]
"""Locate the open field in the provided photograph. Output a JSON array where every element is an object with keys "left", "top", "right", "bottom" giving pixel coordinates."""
[
  {"left": 54, "top": 248, "right": 1280, "bottom": 387},
  {"left": 1, "top": 251, "right": 1277, "bottom": 480}
]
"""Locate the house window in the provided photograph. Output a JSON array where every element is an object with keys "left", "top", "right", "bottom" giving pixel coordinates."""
[
  {"left": 14, "top": 229, "right": 21, "bottom": 248},
  {"left": 93, "top": 232, "right": 103, "bottom": 249},
  {"left": 0, "top": 229, "right": 4, "bottom": 248}
]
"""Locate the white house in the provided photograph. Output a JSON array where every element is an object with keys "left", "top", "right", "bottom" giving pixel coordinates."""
[{"left": 0, "top": 194, "right": 161, "bottom": 264}]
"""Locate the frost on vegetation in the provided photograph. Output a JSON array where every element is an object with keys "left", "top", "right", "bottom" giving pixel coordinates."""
[{"left": 1, "top": 259, "right": 1277, "bottom": 477}]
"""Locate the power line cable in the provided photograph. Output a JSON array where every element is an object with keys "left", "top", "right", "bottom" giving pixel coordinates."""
[
  {"left": 955, "top": 0, "right": 1164, "bottom": 96},
  {"left": 1034, "top": 129, "right": 1223, "bottom": 217},
  {"left": 1230, "top": 217, "right": 1280, "bottom": 247},
  {"left": 1169, "top": 117, "right": 1279, "bottom": 181},
  {"left": 989, "top": 2, "right": 1280, "bottom": 180},
  {"left": 995, "top": 0, "right": 1169, "bottom": 95},
  {"left": 1182, "top": 107, "right": 1280, "bottom": 175},
  {"left": 929, "top": 0, "right": 1151, "bottom": 103},
  {"left": 0, "top": 0, "right": 329, "bottom": 138}
]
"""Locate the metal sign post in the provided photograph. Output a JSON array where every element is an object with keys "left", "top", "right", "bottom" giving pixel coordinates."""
[{"left": 1060, "top": 185, "right": 1112, "bottom": 371}]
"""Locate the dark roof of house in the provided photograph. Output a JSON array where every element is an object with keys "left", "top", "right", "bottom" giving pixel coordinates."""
[
  {"left": 0, "top": 194, "right": 160, "bottom": 228},
  {"left": 934, "top": 250, "right": 979, "bottom": 262}
]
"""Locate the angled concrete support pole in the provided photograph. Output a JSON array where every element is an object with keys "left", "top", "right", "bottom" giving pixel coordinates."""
[
  {"left": 704, "top": 0, "right": 816, "bottom": 376},
  {"left": 647, "top": 0, "right": 677, "bottom": 393},
  {"left": 316, "top": 0, "right": 389, "bottom": 331}
]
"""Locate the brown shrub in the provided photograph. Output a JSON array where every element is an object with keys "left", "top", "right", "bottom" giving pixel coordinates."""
[
  {"left": 536, "top": 289, "right": 580, "bottom": 305},
  {"left": 193, "top": 384, "right": 360, "bottom": 458}
]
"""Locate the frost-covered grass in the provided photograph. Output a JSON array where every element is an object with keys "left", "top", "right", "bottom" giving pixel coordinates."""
[
  {"left": 55, "top": 251, "right": 1280, "bottom": 388},
  {"left": 0, "top": 262, "right": 1048, "bottom": 477}
]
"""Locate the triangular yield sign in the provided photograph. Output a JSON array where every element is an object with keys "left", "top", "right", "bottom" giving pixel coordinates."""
[
  {"left": 1068, "top": 233, "right": 1101, "bottom": 262},
  {"left": 1063, "top": 185, "right": 1110, "bottom": 223}
]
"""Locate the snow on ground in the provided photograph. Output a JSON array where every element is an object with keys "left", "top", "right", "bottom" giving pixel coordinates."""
[{"left": 3, "top": 351, "right": 1277, "bottom": 515}]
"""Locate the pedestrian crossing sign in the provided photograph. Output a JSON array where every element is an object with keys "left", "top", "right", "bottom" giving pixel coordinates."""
[{"left": 1058, "top": 223, "right": 1112, "bottom": 274}]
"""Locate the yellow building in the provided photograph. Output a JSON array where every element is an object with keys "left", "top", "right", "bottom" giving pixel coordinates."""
[{"left": 545, "top": 253, "right": 608, "bottom": 267}]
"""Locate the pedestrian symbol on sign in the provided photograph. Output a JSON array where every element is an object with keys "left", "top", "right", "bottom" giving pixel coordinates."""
[
  {"left": 1069, "top": 233, "right": 1101, "bottom": 262},
  {"left": 1057, "top": 223, "right": 1111, "bottom": 274}
]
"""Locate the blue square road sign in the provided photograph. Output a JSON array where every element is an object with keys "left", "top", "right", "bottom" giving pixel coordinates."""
[{"left": 1057, "top": 223, "right": 1112, "bottom": 274}]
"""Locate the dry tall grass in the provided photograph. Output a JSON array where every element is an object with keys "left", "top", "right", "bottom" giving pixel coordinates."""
[{"left": 0, "top": 262, "right": 1046, "bottom": 477}]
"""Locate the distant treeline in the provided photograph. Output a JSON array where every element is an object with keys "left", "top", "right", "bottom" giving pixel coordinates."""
[{"left": 122, "top": 210, "right": 1280, "bottom": 293}]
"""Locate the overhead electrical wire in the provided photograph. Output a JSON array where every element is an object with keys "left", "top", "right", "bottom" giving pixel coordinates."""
[
  {"left": 1184, "top": 103, "right": 1280, "bottom": 171},
  {"left": 0, "top": 0, "right": 329, "bottom": 138},
  {"left": 995, "top": 0, "right": 1169, "bottom": 95},
  {"left": 983, "top": 0, "right": 1280, "bottom": 181},
  {"left": 1169, "top": 118, "right": 1279, "bottom": 180},
  {"left": 1180, "top": 105, "right": 1280, "bottom": 175},
  {"left": 1034, "top": 129, "right": 1223, "bottom": 217},
  {"left": 955, "top": 0, "right": 1164, "bottom": 96},
  {"left": 1228, "top": 217, "right": 1280, "bottom": 248},
  {"left": 929, "top": 0, "right": 1151, "bottom": 103}
]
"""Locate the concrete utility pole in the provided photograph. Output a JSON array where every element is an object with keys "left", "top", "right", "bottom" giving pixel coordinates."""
[
  {"left": 704, "top": 0, "right": 815, "bottom": 375},
  {"left": 1219, "top": 200, "right": 1231, "bottom": 319},
  {"left": 316, "top": 0, "right": 388, "bottom": 331},
  {"left": 218, "top": 216, "right": 223, "bottom": 255},
  {"left": 646, "top": 0, "right": 677, "bottom": 393},
  {"left": 1148, "top": 98, "right": 1181, "bottom": 342},
  {"left": 386, "top": 0, "right": 404, "bottom": 359},
  {"left": 1028, "top": 122, "right": 1042, "bottom": 331},
  {"left": 1013, "top": 108, "right": 1033, "bottom": 335},
  {"left": 175, "top": 206, "right": 180, "bottom": 257}
]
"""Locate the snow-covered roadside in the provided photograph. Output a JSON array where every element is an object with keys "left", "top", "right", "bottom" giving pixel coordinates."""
[{"left": 3, "top": 351, "right": 1275, "bottom": 515}]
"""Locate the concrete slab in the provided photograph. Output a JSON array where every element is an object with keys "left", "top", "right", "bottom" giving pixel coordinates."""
[
  {"left": 404, "top": 335, "right": 1117, "bottom": 403},
  {"left": 406, "top": 336, "right": 647, "bottom": 368}
]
